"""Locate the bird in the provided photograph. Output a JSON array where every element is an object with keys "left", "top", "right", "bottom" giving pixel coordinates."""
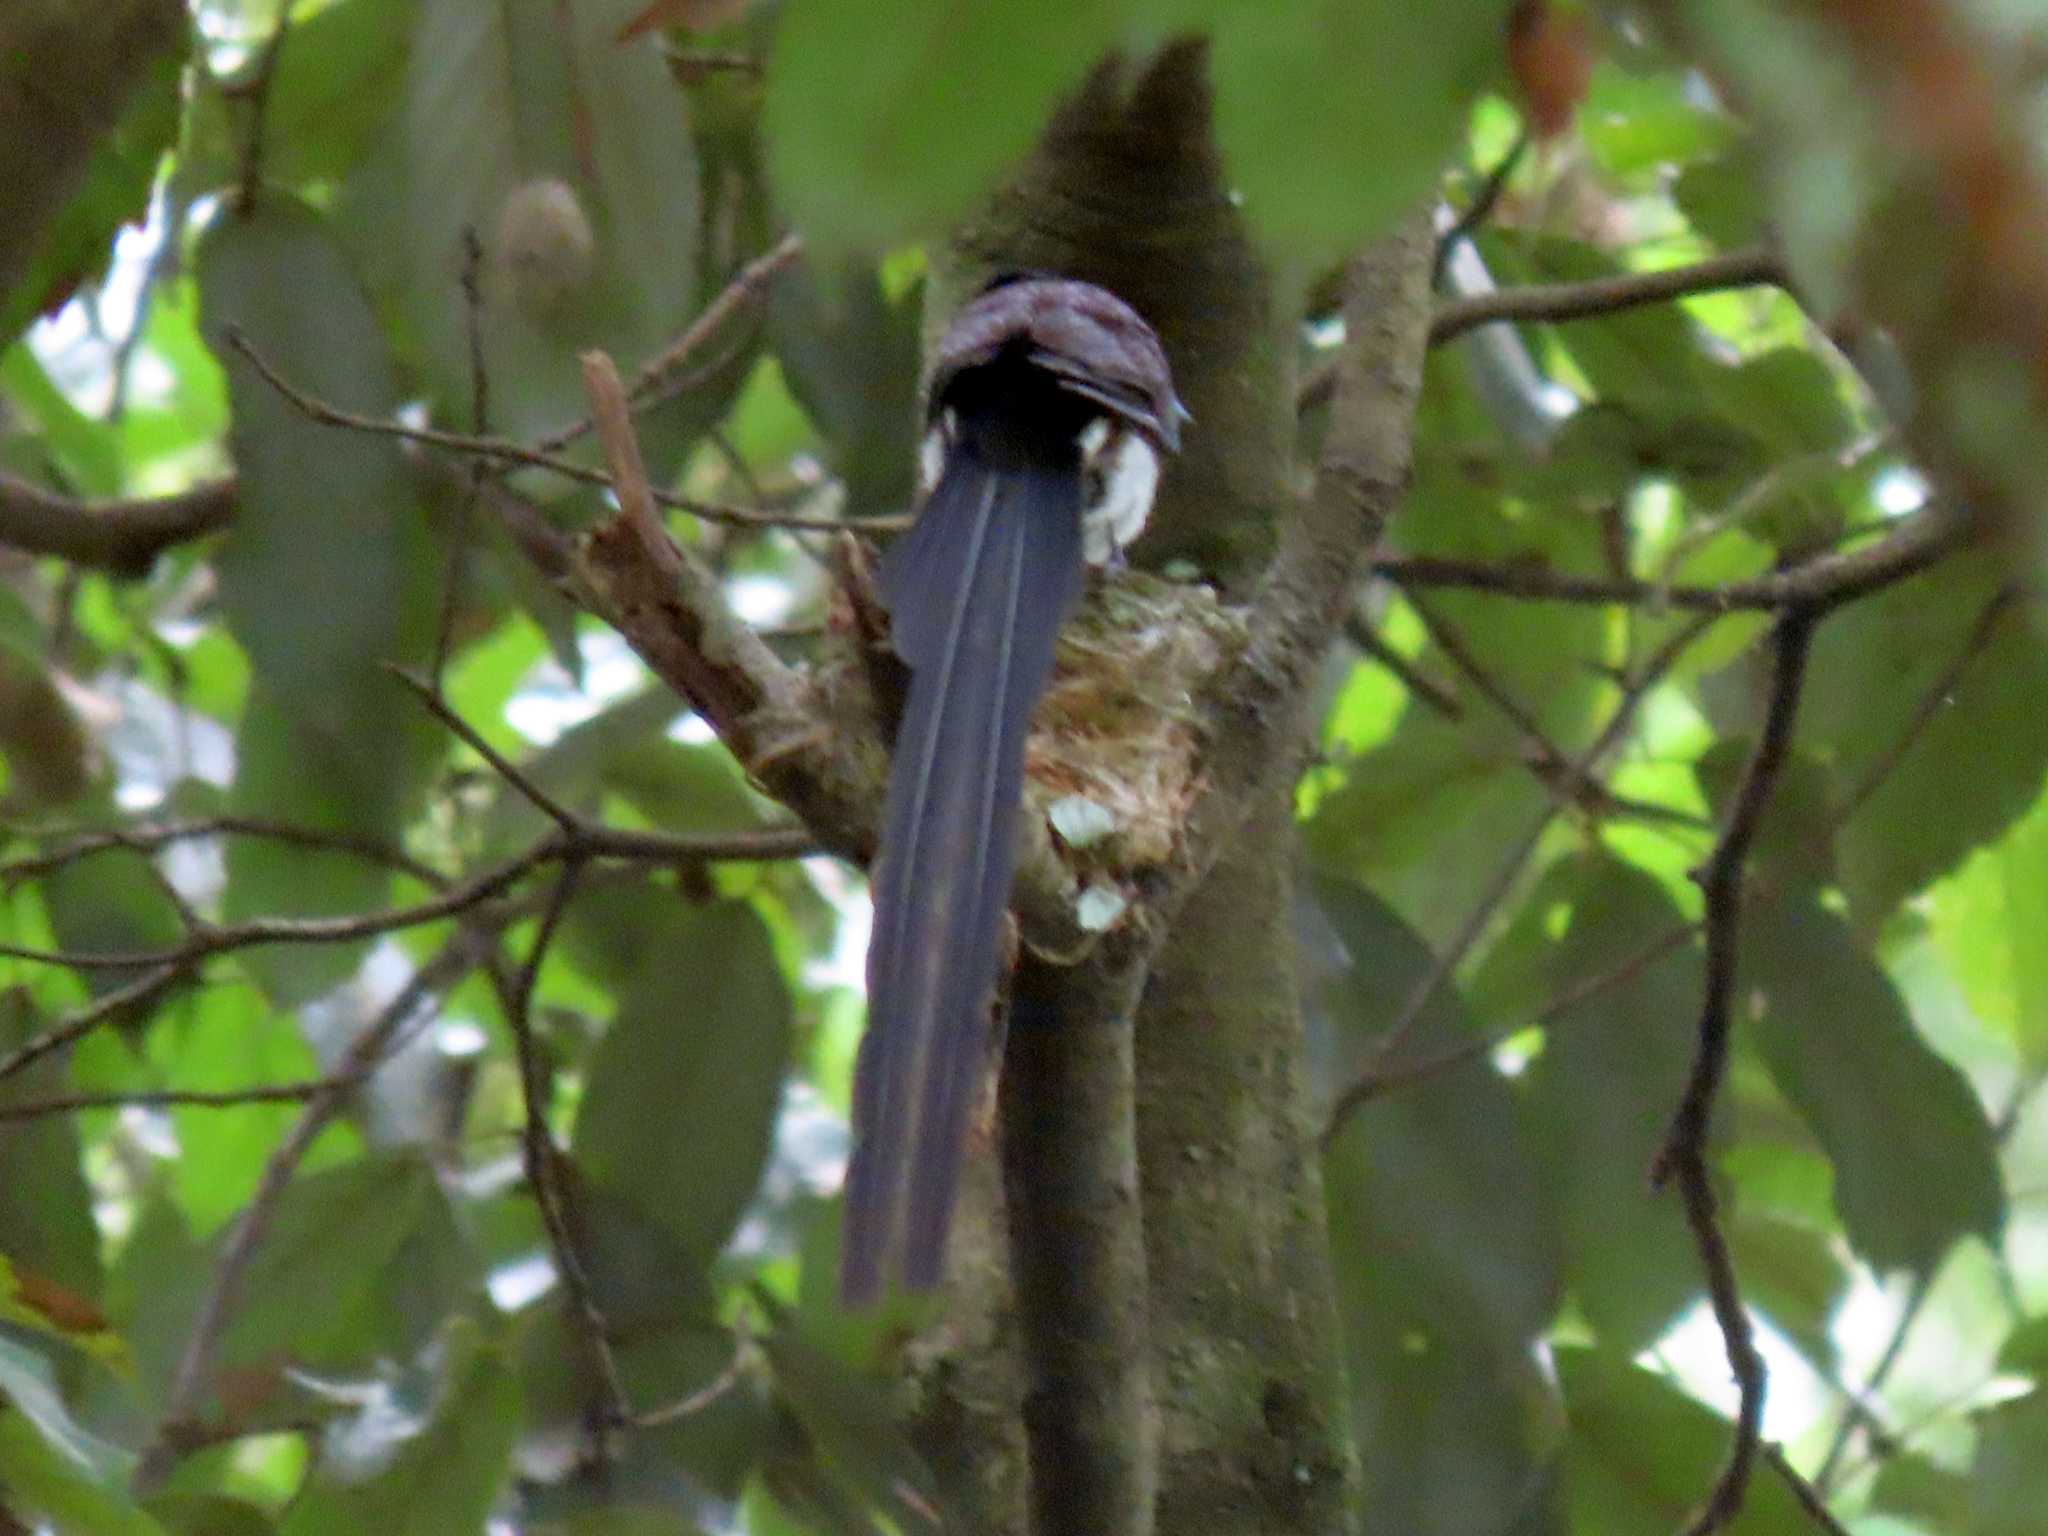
[{"left": 840, "top": 275, "right": 1186, "bottom": 1304}]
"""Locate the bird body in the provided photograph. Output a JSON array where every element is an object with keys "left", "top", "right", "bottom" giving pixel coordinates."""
[{"left": 840, "top": 278, "right": 1183, "bottom": 1304}]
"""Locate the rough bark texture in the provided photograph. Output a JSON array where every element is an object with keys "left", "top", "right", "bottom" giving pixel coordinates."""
[
  {"left": 0, "top": 0, "right": 187, "bottom": 306},
  {"left": 900, "top": 42, "right": 1436, "bottom": 1536}
]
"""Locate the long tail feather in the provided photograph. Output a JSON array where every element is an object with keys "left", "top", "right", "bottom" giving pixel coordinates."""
[{"left": 840, "top": 448, "right": 1083, "bottom": 1302}]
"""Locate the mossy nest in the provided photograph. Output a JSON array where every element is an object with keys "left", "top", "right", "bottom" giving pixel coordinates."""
[{"left": 1023, "top": 571, "right": 1248, "bottom": 886}]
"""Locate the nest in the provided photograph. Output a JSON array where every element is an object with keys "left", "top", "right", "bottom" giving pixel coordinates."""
[{"left": 1024, "top": 571, "right": 1248, "bottom": 881}]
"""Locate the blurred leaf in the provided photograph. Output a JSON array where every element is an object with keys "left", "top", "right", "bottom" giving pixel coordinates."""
[
  {"left": 1471, "top": 853, "right": 1705, "bottom": 1351},
  {"left": 1802, "top": 561, "right": 2048, "bottom": 928},
  {"left": 1746, "top": 895, "right": 2003, "bottom": 1274},
  {"left": 157, "top": 986, "right": 324, "bottom": 1233},
  {"left": 1675, "top": 150, "right": 1768, "bottom": 249},
  {"left": 0, "top": 44, "right": 181, "bottom": 349},
  {"left": 0, "top": 639, "right": 92, "bottom": 809},
  {"left": 767, "top": 264, "right": 920, "bottom": 517},
  {"left": 217, "top": 1149, "right": 475, "bottom": 1381},
  {"left": 254, "top": 0, "right": 415, "bottom": 186},
  {"left": 0, "top": 1406, "right": 162, "bottom": 1536},
  {"left": 278, "top": 1321, "right": 518, "bottom": 1536},
  {"left": 399, "top": 0, "right": 702, "bottom": 450},
  {"left": 1554, "top": 1351, "right": 1810, "bottom": 1534},
  {"left": 1967, "top": 1387, "right": 2048, "bottom": 1536},
  {"left": 1313, "top": 875, "right": 1565, "bottom": 1536},
  {"left": 759, "top": 1324, "right": 945, "bottom": 1533},
  {"left": 1928, "top": 789, "right": 2048, "bottom": 1069},
  {"left": 0, "top": 1334, "right": 130, "bottom": 1489},
  {"left": 765, "top": 0, "right": 1118, "bottom": 257},
  {"left": 37, "top": 847, "right": 184, "bottom": 999},
  {"left": 199, "top": 196, "right": 442, "bottom": 1003},
  {"left": 1204, "top": 0, "right": 1501, "bottom": 256},
  {"left": 1578, "top": 61, "right": 1738, "bottom": 183},
  {"left": 575, "top": 900, "right": 791, "bottom": 1268},
  {"left": 0, "top": 991, "right": 103, "bottom": 1305},
  {"left": 142, "top": 1492, "right": 277, "bottom": 1536},
  {"left": 0, "top": 345, "right": 125, "bottom": 496}
]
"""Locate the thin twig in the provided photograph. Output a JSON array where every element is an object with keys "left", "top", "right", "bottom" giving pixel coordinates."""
[
  {"left": 1433, "top": 133, "right": 1529, "bottom": 288},
  {"left": 431, "top": 226, "right": 491, "bottom": 690},
  {"left": 1762, "top": 1443, "right": 1853, "bottom": 1536},
  {"left": 387, "top": 666, "right": 583, "bottom": 832},
  {"left": 1651, "top": 609, "right": 1821, "bottom": 1536},
  {"left": 136, "top": 932, "right": 493, "bottom": 1491},
  {"left": 535, "top": 232, "right": 802, "bottom": 455},
  {"left": 0, "top": 965, "right": 188, "bottom": 1088},
  {"left": 507, "top": 858, "right": 633, "bottom": 1425},
  {"left": 1322, "top": 615, "right": 1717, "bottom": 1145},
  {"left": 0, "top": 1078, "right": 343, "bottom": 1121},
  {"left": 1811, "top": 1271, "right": 1930, "bottom": 1495},
  {"left": 1430, "top": 245, "right": 1789, "bottom": 344},
  {"left": 1370, "top": 509, "right": 1965, "bottom": 612},
  {"left": 1833, "top": 584, "right": 2021, "bottom": 822},
  {"left": 231, "top": 4, "right": 298, "bottom": 216},
  {"left": 222, "top": 328, "right": 882, "bottom": 535},
  {"left": 0, "top": 815, "right": 442, "bottom": 891},
  {"left": 1341, "top": 605, "right": 1461, "bottom": 718}
]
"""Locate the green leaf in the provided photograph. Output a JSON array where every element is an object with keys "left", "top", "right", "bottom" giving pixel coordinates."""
[
  {"left": 1205, "top": 0, "right": 1501, "bottom": 256},
  {"left": 157, "top": 986, "right": 325, "bottom": 1233},
  {"left": 399, "top": 0, "right": 702, "bottom": 447},
  {"left": 143, "top": 1492, "right": 278, "bottom": 1536},
  {"left": 575, "top": 901, "right": 792, "bottom": 1268},
  {"left": 1313, "top": 875, "right": 1565, "bottom": 1536},
  {"left": 1802, "top": 560, "right": 2048, "bottom": 927},
  {"left": 1675, "top": 151, "right": 1768, "bottom": 249},
  {"left": 765, "top": 0, "right": 1118, "bottom": 256},
  {"left": 1578, "top": 62, "right": 1739, "bottom": 183},
  {"left": 0, "top": 1407, "right": 164, "bottom": 1536},
  {"left": 254, "top": 0, "right": 416, "bottom": 186},
  {"left": 0, "top": 42, "right": 183, "bottom": 348},
  {"left": 1554, "top": 1351, "right": 1810, "bottom": 1535},
  {"left": 1928, "top": 789, "right": 2048, "bottom": 1069},
  {"left": 198, "top": 196, "right": 442, "bottom": 1003},
  {"left": 0, "top": 990, "right": 104, "bottom": 1306},
  {"left": 1967, "top": 1387, "right": 2048, "bottom": 1536},
  {"left": 217, "top": 1149, "right": 475, "bottom": 1381},
  {"left": 1471, "top": 854, "right": 1705, "bottom": 1351},
  {"left": 1745, "top": 895, "right": 2004, "bottom": 1274},
  {"left": 278, "top": 1321, "right": 518, "bottom": 1536},
  {"left": 0, "top": 1335, "right": 130, "bottom": 1489}
]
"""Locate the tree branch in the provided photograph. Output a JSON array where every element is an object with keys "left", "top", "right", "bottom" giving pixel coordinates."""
[
  {"left": 1429, "top": 244, "right": 1789, "bottom": 344},
  {"left": 1651, "top": 609, "right": 1821, "bottom": 1536},
  {"left": 1001, "top": 950, "right": 1158, "bottom": 1536},
  {"left": 0, "top": 472, "right": 238, "bottom": 574},
  {"left": 1370, "top": 507, "right": 1966, "bottom": 612}
]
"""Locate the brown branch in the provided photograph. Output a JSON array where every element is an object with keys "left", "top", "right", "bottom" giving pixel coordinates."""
[
  {"left": 535, "top": 232, "right": 803, "bottom": 456},
  {"left": 1763, "top": 1443, "right": 1853, "bottom": 1536},
  {"left": 228, "top": 1, "right": 295, "bottom": 216},
  {"left": 0, "top": 1077, "right": 342, "bottom": 1121},
  {"left": 0, "top": 963, "right": 188, "bottom": 1088},
  {"left": 507, "top": 857, "right": 634, "bottom": 1425},
  {"left": 1370, "top": 508, "right": 1966, "bottom": 612},
  {"left": 1341, "top": 605, "right": 1462, "bottom": 718},
  {"left": 135, "top": 931, "right": 493, "bottom": 1493},
  {"left": 1431, "top": 245, "right": 1790, "bottom": 344},
  {"left": 222, "top": 329, "right": 879, "bottom": 535},
  {"left": 1, "top": 814, "right": 441, "bottom": 891},
  {"left": 1651, "top": 609, "right": 1821, "bottom": 1536},
  {"left": 0, "top": 471, "right": 238, "bottom": 574}
]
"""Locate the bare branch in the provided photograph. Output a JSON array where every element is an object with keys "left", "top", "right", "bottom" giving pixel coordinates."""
[
  {"left": 1, "top": 814, "right": 441, "bottom": 891},
  {"left": 536, "top": 232, "right": 802, "bottom": 455},
  {"left": 1371, "top": 508, "right": 1967, "bottom": 612},
  {"left": 0, "top": 472, "right": 237, "bottom": 574},
  {"left": 222, "top": 329, "right": 882, "bottom": 535},
  {"left": 1651, "top": 609, "right": 1821, "bottom": 1536},
  {"left": 0, "top": 964, "right": 188, "bottom": 1088},
  {"left": 1432, "top": 245, "right": 1789, "bottom": 344},
  {"left": 0, "top": 1077, "right": 341, "bottom": 1121}
]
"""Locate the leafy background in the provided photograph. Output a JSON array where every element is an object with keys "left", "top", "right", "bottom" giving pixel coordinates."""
[{"left": 1, "top": 0, "right": 2045, "bottom": 1533}]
